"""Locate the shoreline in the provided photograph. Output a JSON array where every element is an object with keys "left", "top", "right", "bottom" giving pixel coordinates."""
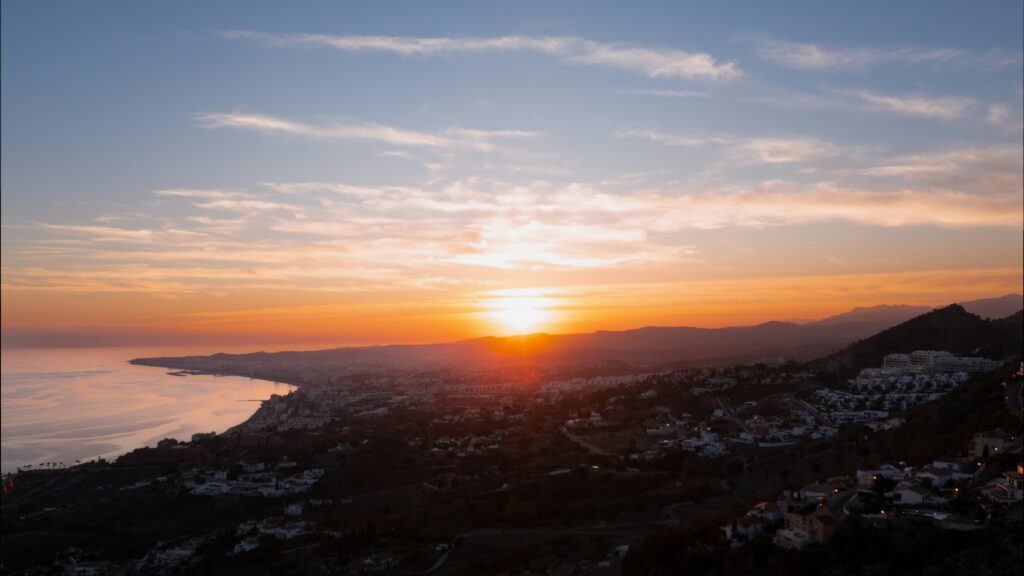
[
  {"left": 2, "top": 361, "right": 297, "bottom": 475},
  {"left": 128, "top": 358, "right": 310, "bottom": 391},
  {"left": 126, "top": 359, "right": 304, "bottom": 439}
]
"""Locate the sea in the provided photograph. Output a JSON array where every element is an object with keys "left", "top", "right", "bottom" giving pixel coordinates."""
[{"left": 0, "top": 346, "right": 297, "bottom": 473}]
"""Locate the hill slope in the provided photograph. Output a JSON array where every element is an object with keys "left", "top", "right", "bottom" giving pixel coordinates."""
[{"left": 818, "top": 304, "right": 1023, "bottom": 375}]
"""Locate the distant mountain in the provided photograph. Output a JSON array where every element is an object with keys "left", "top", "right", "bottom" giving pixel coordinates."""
[
  {"left": 132, "top": 297, "right": 1023, "bottom": 377},
  {"left": 811, "top": 304, "right": 931, "bottom": 327},
  {"left": 811, "top": 293, "right": 1023, "bottom": 328},
  {"left": 959, "top": 293, "right": 1024, "bottom": 319},
  {"left": 133, "top": 320, "right": 892, "bottom": 375},
  {"left": 818, "top": 304, "right": 1023, "bottom": 375}
]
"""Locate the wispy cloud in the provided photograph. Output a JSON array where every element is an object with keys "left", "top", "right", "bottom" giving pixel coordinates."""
[
  {"left": 154, "top": 188, "right": 255, "bottom": 200},
  {"left": 6, "top": 169, "right": 1018, "bottom": 332},
  {"left": 753, "top": 37, "right": 1020, "bottom": 71},
  {"left": 195, "top": 111, "right": 539, "bottom": 151},
  {"left": 986, "top": 104, "right": 1010, "bottom": 125},
  {"left": 619, "top": 88, "right": 711, "bottom": 99},
  {"left": 853, "top": 144, "right": 1023, "bottom": 197},
  {"left": 617, "top": 130, "right": 841, "bottom": 164},
  {"left": 730, "top": 86, "right": 983, "bottom": 122},
  {"left": 222, "top": 31, "right": 742, "bottom": 80},
  {"left": 849, "top": 89, "right": 975, "bottom": 120},
  {"left": 646, "top": 185, "right": 1021, "bottom": 229},
  {"left": 35, "top": 223, "right": 157, "bottom": 241}
]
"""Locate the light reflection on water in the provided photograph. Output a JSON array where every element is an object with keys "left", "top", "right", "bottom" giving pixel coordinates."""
[{"left": 1, "top": 346, "right": 297, "bottom": 473}]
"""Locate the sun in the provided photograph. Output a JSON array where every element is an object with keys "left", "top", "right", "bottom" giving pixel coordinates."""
[{"left": 487, "top": 296, "right": 554, "bottom": 334}]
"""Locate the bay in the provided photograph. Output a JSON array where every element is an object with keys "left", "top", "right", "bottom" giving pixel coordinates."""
[{"left": 0, "top": 346, "right": 297, "bottom": 473}]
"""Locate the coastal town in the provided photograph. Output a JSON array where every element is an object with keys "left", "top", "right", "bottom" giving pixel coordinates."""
[{"left": 3, "top": 336, "right": 1021, "bottom": 574}]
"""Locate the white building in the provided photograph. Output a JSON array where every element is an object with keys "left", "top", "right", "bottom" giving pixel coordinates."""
[{"left": 883, "top": 354, "right": 912, "bottom": 371}]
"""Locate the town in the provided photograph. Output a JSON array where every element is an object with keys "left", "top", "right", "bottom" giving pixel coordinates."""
[{"left": 4, "top": 340, "right": 1021, "bottom": 575}]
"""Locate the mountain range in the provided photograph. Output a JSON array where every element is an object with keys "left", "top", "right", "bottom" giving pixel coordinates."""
[
  {"left": 132, "top": 294, "right": 1023, "bottom": 373},
  {"left": 809, "top": 293, "right": 1022, "bottom": 327}
]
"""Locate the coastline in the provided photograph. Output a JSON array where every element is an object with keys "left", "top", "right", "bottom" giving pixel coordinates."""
[
  {"left": 127, "top": 357, "right": 305, "bottom": 438},
  {"left": 1, "top": 351, "right": 297, "bottom": 474},
  {"left": 128, "top": 358, "right": 310, "bottom": 391}
]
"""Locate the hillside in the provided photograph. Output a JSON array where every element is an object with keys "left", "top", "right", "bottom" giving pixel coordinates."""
[
  {"left": 863, "top": 360, "right": 1022, "bottom": 465},
  {"left": 810, "top": 304, "right": 930, "bottom": 327},
  {"left": 818, "top": 304, "right": 1023, "bottom": 375}
]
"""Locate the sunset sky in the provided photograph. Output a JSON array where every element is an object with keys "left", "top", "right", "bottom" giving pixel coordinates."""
[{"left": 2, "top": 1, "right": 1022, "bottom": 347}]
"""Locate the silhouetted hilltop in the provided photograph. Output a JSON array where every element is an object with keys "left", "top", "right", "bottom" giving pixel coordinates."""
[
  {"left": 818, "top": 304, "right": 1023, "bottom": 375},
  {"left": 810, "top": 293, "right": 1023, "bottom": 327},
  {"left": 810, "top": 304, "right": 930, "bottom": 327}
]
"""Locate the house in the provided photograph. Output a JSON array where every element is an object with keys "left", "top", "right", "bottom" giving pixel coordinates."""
[
  {"left": 969, "top": 430, "right": 1011, "bottom": 459},
  {"left": 748, "top": 501, "right": 784, "bottom": 524},
  {"left": 896, "top": 484, "right": 931, "bottom": 505},
  {"left": 981, "top": 463, "right": 1024, "bottom": 504},
  {"left": 721, "top": 516, "right": 767, "bottom": 546},
  {"left": 855, "top": 464, "right": 905, "bottom": 486},
  {"left": 915, "top": 466, "right": 954, "bottom": 487},
  {"left": 799, "top": 482, "right": 841, "bottom": 503},
  {"left": 931, "top": 457, "right": 969, "bottom": 473},
  {"left": 774, "top": 505, "right": 838, "bottom": 550}
]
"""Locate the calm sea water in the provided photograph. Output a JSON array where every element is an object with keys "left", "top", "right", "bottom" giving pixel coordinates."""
[{"left": 0, "top": 346, "right": 297, "bottom": 473}]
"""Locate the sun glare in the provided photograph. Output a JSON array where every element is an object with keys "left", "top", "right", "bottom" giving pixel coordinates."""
[{"left": 487, "top": 296, "right": 555, "bottom": 334}]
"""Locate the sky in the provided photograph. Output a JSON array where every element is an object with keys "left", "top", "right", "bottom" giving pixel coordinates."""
[{"left": 2, "top": 1, "right": 1022, "bottom": 347}]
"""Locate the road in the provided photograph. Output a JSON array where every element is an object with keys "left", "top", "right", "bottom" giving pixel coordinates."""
[
  {"left": 662, "top": 502, "right": 693, "bottom": 526},
  {"left": 832, "top": 490, "right": 859, "bottom": 517},
  {"left": 560, "top": 426, "right": 616, "bottom": 457},
  {"left": 716, "top": 398, "right": 748, "bottom": 432},
  {"left": 793, "top": 397, "right": 832, "bottom": 427},
  {"left": 416, "top": 545, "right": 454, "bottom": 575}
]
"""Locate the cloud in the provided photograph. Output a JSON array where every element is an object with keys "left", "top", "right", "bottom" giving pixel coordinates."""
[
  {"left": 732, "top": 138, "right": 841, "bottom": 164},
  {"left": 195, "top": 112, "right": 539, "bottom": 152},
  {"left": 645, "top": 185, "right": 1021, "bottom": 229},
  {"left": 734, "top": 86, "right": 984, "bottom": 122},
  {"left": 154, "top": 188, "right": 255, "bottom": 200},
  {"left": 10, "top": 160, "right": 1020, "bottom": 305},
  {"left": 35, "top": 223, "right": 156, "bottom": 241},
  {"left": 620, "top": 88, "right": 711, "bottom": 99},
  {"left": 617, "top": 131, "right": 840, "bottom": 163},
  {"left": 222, "top": 31, "right": 742, "bottom": 80},
  {"left": 192, "top": 199, "right": 301, "bottom": 214},
  {"left": 853, "top": 144, "right": 1022, "bottom": 197},
  {"left": 753, "top": 37, "right": 1020, "bottom": 71},
  {"left": 850, "top": 90, "right": 975, "bottom": 120},
  {"left": 986, "top": 104, "right": 1009, "bottom": 125}
]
